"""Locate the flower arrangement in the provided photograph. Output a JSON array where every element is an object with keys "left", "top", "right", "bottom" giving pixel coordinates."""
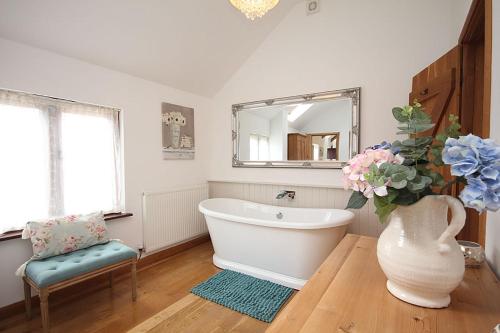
[
  {"left": 162, "top": 112, "right": 172, "bottom": 125},
  {"left": 344, "top": 101, "right": 500, "bottom": 221},
  {"left": 169, "top": 112, "right": 186, "bottom": 126},
  {"left": 161, "top": 112, "right": 187, "bottom": 126},
  {"left": 163, "top": 111, "right": 187, "bottom": 149}
]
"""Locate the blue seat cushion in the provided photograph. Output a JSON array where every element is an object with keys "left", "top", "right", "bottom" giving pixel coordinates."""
[{"left": 25, "top": 241, "right": 137, "bottom": 288}]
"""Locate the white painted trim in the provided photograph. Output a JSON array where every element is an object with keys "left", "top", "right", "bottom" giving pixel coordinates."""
[
  {"left": 213, "top": 254, "right": 306, "bottom": 290},
  {"left": 207, "top": 179, "right": 345, "bottom": 190}
]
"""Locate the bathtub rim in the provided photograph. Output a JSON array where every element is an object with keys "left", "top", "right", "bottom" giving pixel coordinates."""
[{"left": 199, "top": 198, "right": 353, "bottom": 230}]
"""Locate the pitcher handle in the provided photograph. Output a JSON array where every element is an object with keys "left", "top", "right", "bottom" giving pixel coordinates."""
[{"left": 437, "top": 195, "right": 466, "bottom": 254}]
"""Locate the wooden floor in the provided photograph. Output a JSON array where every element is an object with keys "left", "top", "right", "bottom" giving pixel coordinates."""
[{"left": 0, "top": 242, "right": 270, "bottom": 333}]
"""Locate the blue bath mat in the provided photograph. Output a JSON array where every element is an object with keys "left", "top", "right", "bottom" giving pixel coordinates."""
[{"left": 191, "top": 270, "right": 293, "bottom": 322}]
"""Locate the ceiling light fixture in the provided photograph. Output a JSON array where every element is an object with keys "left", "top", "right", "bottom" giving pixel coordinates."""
[
  {"left": 229, "top": 0, "right": 280, "bottom": 21},
  {"left": 288, "top": 103, "right": 313, "bottom": 122}
]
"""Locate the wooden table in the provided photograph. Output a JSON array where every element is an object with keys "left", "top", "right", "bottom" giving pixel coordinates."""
[{"left": 267, "top": 234, "right": 500, "bottom": 333}]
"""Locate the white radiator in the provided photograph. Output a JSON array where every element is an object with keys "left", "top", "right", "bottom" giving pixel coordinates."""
[{"left": 142, "top": 184, "right": 209, "bottom": 253}]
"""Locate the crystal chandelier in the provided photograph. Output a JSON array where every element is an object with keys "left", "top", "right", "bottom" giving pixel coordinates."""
[{"left": 229, "top": 0, "right": 280, "bottom": 20}]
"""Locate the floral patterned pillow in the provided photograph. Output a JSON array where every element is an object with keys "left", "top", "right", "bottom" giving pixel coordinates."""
[{"left": 22, "top": 211, "right": 110, "bottom": 260}]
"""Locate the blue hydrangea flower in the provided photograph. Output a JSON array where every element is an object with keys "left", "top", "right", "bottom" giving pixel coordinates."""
[
  {"left": 370, "top": 141, "right": 392, "bottom": 150},
  {"left": 481, "top": 163, "right": 500, "bottom": 191},
  {"left": 367, "top": 141, "right": 403, "bottom": 154},
  {"left": 459, "top": 177, "right": 487, "bottom": 212},
  {"left": 444, "top": 134, "right": 500, "bottom": 213},
  {"left": 484, "top": 189, "right": 500, "bottom": 211},
  {"left": 478, "top": 138, "right": 500, "bottom": 164},
  {"left": 442, "top": 136, "right": 480, "bottom": 176},
  {"left": 390, "top": 146, "right": 401, "bottom": 154}
]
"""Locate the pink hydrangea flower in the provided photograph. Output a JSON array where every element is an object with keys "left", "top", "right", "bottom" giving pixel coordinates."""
[{"left": 343, "top": 149, "right": 404, "bottom": 198}]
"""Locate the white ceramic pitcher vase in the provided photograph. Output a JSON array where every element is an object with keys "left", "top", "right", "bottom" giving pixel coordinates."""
[{"left": 377, "top": 195, "right": 466, "bottom": 308}]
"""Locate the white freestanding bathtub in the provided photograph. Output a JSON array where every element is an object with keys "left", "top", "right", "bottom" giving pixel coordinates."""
[{"left": 199, "top": 198, "right": 354, "bottom": 289}]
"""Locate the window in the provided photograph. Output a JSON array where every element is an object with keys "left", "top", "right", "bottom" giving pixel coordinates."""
[
  {"left": 249, "top": 134, "right": 269, "bottom": 161},
  {"left": 0, "top": 89, "right": 123, "bottom": 233},
  {"left": 312, "top": 143, "right": 320, "bottom": 161}
]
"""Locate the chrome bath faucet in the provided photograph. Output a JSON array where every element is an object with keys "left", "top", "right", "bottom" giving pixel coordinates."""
[{"left": 276, "top": 190, "right": 295, "bottom": 200}]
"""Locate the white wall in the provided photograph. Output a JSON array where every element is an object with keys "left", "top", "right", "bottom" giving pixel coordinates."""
[
  {"left": 208, "top": 0, "right": 462, "bottom": 186},
  {"left": 452, "top": 0, "right": 474, "bottom": 41},
  {"left": 0, "top": 38, "right": 212, "bottom": 307},
  {"left": 485, "top": 1, "right": 500, "bottom": 278}
]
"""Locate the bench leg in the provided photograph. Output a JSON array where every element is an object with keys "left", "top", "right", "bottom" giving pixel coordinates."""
[
  {"left": 40, "top": 288, "right": 49, "bottom": 333},
  {"left": 23, "top": 278, "right": 32, "bottom": 320},
  {"left": 131, "top": 259, "right": 137, "bottom": 301}
]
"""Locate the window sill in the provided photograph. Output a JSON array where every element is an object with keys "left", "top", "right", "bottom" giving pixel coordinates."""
[{"left": 0, "top": 212, "right": 133, "bottom": 242}]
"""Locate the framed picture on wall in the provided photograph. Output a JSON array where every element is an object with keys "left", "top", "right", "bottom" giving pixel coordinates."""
[{"left": 161, "top": 102, "right": 195, "bottom": 160}]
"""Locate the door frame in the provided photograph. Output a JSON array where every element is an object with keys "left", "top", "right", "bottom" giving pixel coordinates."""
[{"left": 458, "top": 0, "right": 492, "bottom": 245}]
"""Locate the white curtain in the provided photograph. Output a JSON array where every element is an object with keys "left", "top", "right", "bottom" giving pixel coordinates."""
[{"left": 0, "top": 89, "right": 123, "bottom": 233}]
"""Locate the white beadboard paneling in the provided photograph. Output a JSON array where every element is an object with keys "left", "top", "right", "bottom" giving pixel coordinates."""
[
  {"left": 208, "top": 181, "right": 381, "bottom": 237},
  {"left": 142, "top": 184, "right": 209, "bottom": 253}
]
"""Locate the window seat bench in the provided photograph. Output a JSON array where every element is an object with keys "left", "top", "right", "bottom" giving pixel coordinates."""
[{"left": 23, "top": 240, "right": 137, "bottom": 333}]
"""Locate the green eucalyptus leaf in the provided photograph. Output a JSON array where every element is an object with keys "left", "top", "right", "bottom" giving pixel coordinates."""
[
  {"left": 436, "top": 134, "right": 448, "bottom": 143},
  {"left": 411, "top": 123, "right": 435, "bottom": 133},
  {"left": 374, "top": 195, "right": 397, "bottom": 223},
  {"left": 433, "top": 159, "right": 444, "bottom": 167},
  {"left": 392, "top": 107, "right": 408, "bottom": 122},
  {"left": 407, "top": 178, "right": 425, "bottom": 192},
  {"left": 379, "top": 162, "right": 391, "bottom": 173},
  {"left": 391, "top": 188, "right": 418, "bottom": 206},
  {"left": 401, "top": 139, "right": 417, "bottom": 146},
  {"left": 407, "top": 175, "right": 432, "bottom": 192},
  {"left": 390, "top": 179, "right": 408, "bottom": 189},
  {"left": 429, "top": 171, "right": 445, "bottom": 186},
  {"left": 422, "top": 175, "right": 433, "bottom": 185},
  {"left": 346, "top": 191, "right": 368, "bottom": 209},
  {"left": 407, "top": 167, "right": 417, "bottom": 180},
  {"left": 412, "top": 110, "right": 432, "bottom": 123},
  {"left": 390, "top": 171, "right": 407, "bottom": 181},
  {"left": 387, "top": 189, "right": 398, "bottom": 203}
]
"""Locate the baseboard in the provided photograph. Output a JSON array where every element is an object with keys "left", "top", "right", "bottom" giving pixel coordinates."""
[
  {"left": 137, "top": 234, "right": 211, "bottom": 270},
  {"left": 0, "top": 234, "right": 211, "bottom": 319}
]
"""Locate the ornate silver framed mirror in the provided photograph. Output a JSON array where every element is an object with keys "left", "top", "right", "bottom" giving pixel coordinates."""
[{"left": 232, "top": 87, "right": 360, "bottom": 169}]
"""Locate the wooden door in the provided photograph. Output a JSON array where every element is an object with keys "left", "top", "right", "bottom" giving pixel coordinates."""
[
  {"left": 288, "top": 133, "right": 312, "bottom": 160},
  {"left": 409, "top": 46, "right": 461, "bottom": 193},
  {"left": 410, "top": 0, "right": 492, "bottom": 245},
  {"left": 288, "top": 133, "right": 305, "bottom": 160},
  {"left": 409, "top": 46, "right": 465, "bottom": 236},
  {"left": 287, "top": 134, "right": 298, "bottom": 160},
  {"left": 304, "top": 135, "right": 312, "bottom": 160}
]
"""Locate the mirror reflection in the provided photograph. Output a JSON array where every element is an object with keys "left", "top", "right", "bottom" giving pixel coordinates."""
[{"left": 238, "top": 99, "right": 353, "bottom": 162}]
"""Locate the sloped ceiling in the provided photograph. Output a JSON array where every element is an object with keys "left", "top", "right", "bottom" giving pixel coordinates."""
[
  {"left": 0, "top": 0, "right": 300, "bottom": 97},
  {"left": 291, "top": 99, "right": 351, "bottom": 130}
]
